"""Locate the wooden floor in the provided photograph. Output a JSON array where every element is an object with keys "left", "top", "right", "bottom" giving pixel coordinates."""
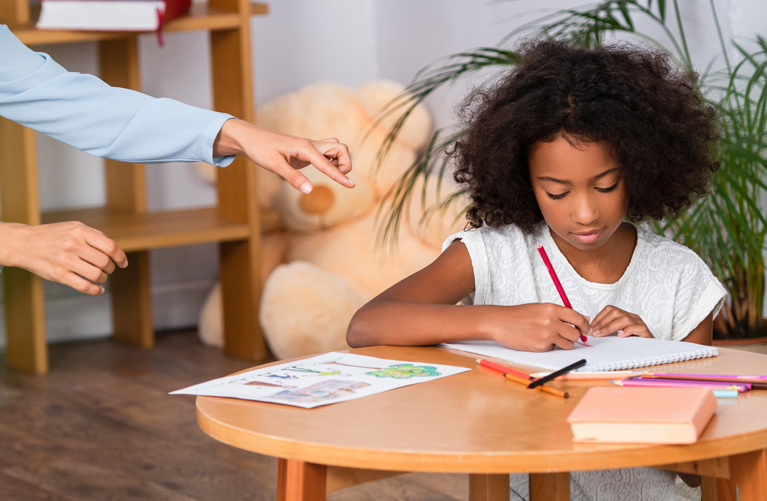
[{"left": 0, "top": 331, "right": 468, "bottom": 501}]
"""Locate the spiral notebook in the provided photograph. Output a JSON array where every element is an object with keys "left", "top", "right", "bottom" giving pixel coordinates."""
[{"left": 441, "top": 336, "right": 718, "bottom": 372}]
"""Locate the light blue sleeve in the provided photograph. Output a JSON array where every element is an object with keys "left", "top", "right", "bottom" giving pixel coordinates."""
[{"left": 0, "top": 24, "right": 235, "bottom": 166}]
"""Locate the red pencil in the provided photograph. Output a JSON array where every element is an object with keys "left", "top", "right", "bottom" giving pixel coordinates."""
[
  {"left": 536, "top": 244, "right": 591, "bottom": 346},
  {"left": 477, "top": 358, "right": 533, "bottom": 380}
]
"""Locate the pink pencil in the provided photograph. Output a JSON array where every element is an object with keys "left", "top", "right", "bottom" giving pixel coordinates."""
[
  {"left": 536, "top": 244, "right": 591, "bottom": 346},
  {"left": 613, "top": 379, "right": 750, "bottom": 392},
  {"left": 649, "top": 373, "right": 767, "bottom": 381}
]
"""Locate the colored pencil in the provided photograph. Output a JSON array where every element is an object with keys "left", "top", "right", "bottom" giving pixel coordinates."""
[
  {"left": 527, "top": 359, "right": 587, "bottom": 389},
  {"left": 712, "top": 390, "right": 739, "bottom": 398},
  {"left": 476, "top": 359, "right": 569, "bottom": 398},
  {"left": 477, "top": 359, "right": 533, "bottom": 380},
  {"left": 532, "top": 372, "right": 767, "bottom": 387},
  {"left": 506, "top": 372, "right": 570, "bottom": 398},
  {"left": 536, "top": 244, "right": 590, "bottom": 346},
  {"left": 611, "top": 379, "right": 750, "bottom": 392},
  {"left": 530, "top": 371, "right": 645, "bottom": 380},
  {"left": 649, "top": 373, "right": 767, "bottom": 380},
  {"left": 643, "top": 374, "right": 767, "bottom": 387}
]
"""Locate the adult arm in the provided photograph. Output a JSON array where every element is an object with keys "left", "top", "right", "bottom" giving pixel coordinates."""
[
  {"left": 0, "top": 25, "right": 233, "bottom": 166},
  {"left": 0, "top": 25, "right": 354, "bottom": 192}
]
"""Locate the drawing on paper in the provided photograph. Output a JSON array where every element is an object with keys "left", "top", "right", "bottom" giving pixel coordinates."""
[
  {"left": 365, "top": 364, "right": 441, "bottom": 379},
  {"left": 242, "top": 380, "right": 297, "bottom": 389},
  {"left": 271, "top": 380, "right": 371, "bottom": 404},
  {"left": 284, "top": 366, "right": 345, "bottom": 377},
  {"left": 321, "top": 358, "right": 384, "bottom": 370},
  {"left": 171, "top": 352, "right": 470, "bottom": 409}
]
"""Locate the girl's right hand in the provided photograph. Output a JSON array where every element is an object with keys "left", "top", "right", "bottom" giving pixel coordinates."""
[{"left": 487, "top": 303, "right": 590, "bottom": 352}]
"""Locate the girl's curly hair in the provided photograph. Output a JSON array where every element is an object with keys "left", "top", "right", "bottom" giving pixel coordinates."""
[{"left": 452, "top": 40, "right": 719, "bottom": 233}]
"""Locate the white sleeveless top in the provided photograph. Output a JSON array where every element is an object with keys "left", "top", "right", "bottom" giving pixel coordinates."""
[
  {"left": 443, "top": 223, "right": 726, "bottom": 342},
  {"left": 442, "top": 223, "right": 726, "bottom": 501}
]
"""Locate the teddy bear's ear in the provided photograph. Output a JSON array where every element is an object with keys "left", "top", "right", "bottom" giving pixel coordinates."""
[
  {"left": 258, "top": 82, "right": 369, "bottom": 148},
  {"left": 271, "top": 168, "right": 375, "bottom": 233},
  {"left": 355, "top": 80, "right": 433, "bottom": 151}
]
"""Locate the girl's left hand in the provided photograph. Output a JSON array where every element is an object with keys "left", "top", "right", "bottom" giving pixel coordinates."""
[{"left": 589, "top": 305, "right": 653, "bottom": 339}]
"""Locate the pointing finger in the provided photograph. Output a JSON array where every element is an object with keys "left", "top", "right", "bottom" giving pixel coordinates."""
[
  {"left": 304, "top": 147, "right": 354, "bottom": 188},
  {"left": 271, "top": 157, "right": 314, "bottom": 194}
]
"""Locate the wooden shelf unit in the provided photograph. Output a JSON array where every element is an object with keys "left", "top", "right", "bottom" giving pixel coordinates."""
[
  {"left": 0, "top": 0, "right": 271, "bottom": 374},
  {"left": 7, "top": 3, "right": 270, "bottom": 45}
]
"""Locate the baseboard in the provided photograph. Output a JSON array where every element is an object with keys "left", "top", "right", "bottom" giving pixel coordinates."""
[{"left": 0, "top": 279, "right": 215, "bottom": 351}]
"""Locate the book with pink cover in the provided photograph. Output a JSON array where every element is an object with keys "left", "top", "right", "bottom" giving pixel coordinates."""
[{"left": 567, "top": 387, "right": 717, "bottom": 444}]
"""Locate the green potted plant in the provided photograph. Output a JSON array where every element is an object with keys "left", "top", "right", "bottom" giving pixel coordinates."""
[{"left": 375, "top": 0, "right": 767, "bottom": 341}]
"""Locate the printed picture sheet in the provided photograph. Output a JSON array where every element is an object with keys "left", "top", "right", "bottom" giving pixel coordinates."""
[{"left": 171, "top": 352, "right": 469, "bottom": 408}]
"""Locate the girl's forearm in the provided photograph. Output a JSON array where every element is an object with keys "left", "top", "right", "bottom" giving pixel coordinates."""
[{"left": 346, "top": 300, "right": 496, "bottom": 348}]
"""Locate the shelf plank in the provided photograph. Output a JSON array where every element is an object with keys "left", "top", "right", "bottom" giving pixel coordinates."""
[
  {"left": 41, "top": 207, "right": 253, "bottom": 252},
  {"left": 9, "top": 2, "right": 269, "bottom": 46}
]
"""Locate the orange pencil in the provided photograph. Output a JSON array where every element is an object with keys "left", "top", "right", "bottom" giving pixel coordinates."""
[
  {"left": 478, "top": 358, "right": 534, "bottom": 380},
  {"left": 477, "top": 359, "right": 569, "bottom": 398}
]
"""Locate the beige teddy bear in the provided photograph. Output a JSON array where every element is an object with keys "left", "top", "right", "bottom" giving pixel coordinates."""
[{"left": 198, "top": 80, "right": 465, "bottom": 359}]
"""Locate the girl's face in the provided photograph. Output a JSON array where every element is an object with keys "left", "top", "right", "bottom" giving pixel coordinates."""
[{"left": 528, "top": 136, "right": 628, "bottom": 253}]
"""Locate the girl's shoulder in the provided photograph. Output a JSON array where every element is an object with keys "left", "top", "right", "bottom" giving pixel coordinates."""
[
  {"left": 441, "top": 223, "right": 535, "bottom": 253},
  {"left": 635, "top": 224, "right": 713, "bottom": 273}
]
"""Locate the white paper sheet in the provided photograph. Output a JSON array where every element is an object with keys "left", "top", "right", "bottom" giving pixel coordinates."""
[{"left": 171, "top": 352, "right": 469, "bottom": 408}]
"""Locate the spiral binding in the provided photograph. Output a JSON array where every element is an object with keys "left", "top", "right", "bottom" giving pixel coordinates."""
[{"left": 585, "top": 347, "right": 719, "bottom": 372}]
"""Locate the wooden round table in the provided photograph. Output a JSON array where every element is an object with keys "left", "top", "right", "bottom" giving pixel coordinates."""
[{"left": 197, "top": 345, "right": 767, "bottom": 500}]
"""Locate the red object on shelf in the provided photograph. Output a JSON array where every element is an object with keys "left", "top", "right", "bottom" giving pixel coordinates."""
[{"left": 36, "top": 0, "right": 192, "bottom": 35}]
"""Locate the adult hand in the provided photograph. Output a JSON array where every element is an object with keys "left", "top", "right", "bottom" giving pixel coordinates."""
[
  {"left": 489, "top": 303, "right": 590, "bottom": 352},
  {"left": 589, "top": 305, "right": 653, "bottom": 338},
  {"left": 0, "top": 222, "right": 128, "bottom": 296},
  {"left": 212, "top": 119, "right": 354, "bottom": 194}
]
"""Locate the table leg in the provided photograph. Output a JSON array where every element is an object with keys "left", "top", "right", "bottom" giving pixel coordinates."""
[
  {"left": 730, "top": 449, "right": 767, "bottom": 501},
  {"left": 277, "top": 459, "right": 327, "bottom": 501},
  {"left": 469, "top": 474, "right": 509, "bottom": 501},
  {"left": 714, "top": 477, "right": 737, "bottom": 501},
  {"left": 700, "top": 476, "right": 715, "bottom": 501},
  {"left": 529, "top": 472, "right": 569, "bottom": 501}
]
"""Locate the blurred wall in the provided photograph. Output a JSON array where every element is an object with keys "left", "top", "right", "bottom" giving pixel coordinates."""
[{"left": 1, "top": 0, "right": 765, "bottom": 348}]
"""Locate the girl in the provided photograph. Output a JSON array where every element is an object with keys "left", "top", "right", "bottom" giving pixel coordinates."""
[{"left": 347, "top": 40, "right": 727, "bottom": 501}]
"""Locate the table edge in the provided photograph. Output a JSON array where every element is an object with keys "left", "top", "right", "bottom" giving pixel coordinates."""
[{"left": 196, "top": 395, "right": 767, "bottom": 473}]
